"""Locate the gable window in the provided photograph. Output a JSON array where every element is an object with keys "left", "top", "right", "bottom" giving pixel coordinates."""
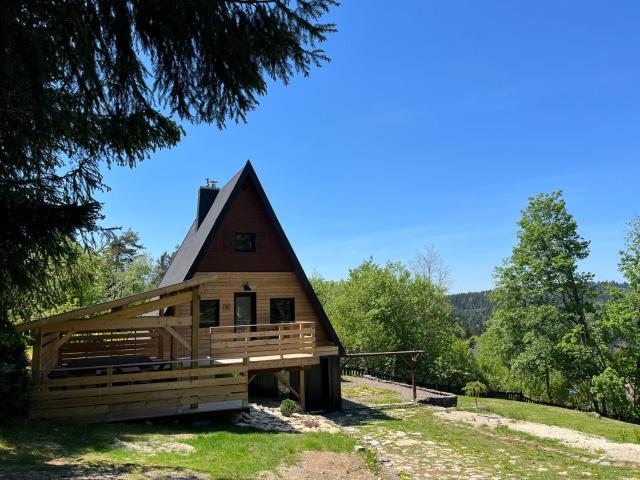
[
  {"left": 234, "top": 233, "right": 256, "bottom": 252},
  {"left": 270, "top": 298, "right": 295, "bottom": 324},
  {"left": 200, "top": 299, "right": 220, "bottom": 327}
]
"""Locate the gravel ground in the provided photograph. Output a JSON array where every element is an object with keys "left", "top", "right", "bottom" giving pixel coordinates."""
[
  {"left": 436, "top": 409, "right": 640, "bottom": 465},
  {"left": 342, "top": 375, "right": 455, "bottom": 406}
]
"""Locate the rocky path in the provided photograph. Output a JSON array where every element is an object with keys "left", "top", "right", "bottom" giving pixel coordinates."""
[
  {"left": 334, "top": 406, "right": 640, "bottom": 479},
  {"left": 339, "top": 407, "right": 501, "bottom": 479},
  {"left": 436, "top": 409, "right": 640, "bottom": 465}
]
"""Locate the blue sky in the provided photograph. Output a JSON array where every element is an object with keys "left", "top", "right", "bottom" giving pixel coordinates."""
[{"left": 98, "top": 1, "right": 640, "bottom": 293}]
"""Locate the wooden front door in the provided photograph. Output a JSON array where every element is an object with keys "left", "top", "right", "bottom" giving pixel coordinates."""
[{"left": 234, "top": 292, "right": 256, "bottom": 331}]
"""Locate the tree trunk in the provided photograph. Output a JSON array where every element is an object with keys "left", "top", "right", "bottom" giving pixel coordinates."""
[{"left": 545, "top": 368, "right": 552, "bottom": 403}]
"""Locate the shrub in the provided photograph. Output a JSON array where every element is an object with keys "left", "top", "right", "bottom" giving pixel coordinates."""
[
  {"left": 280, "top": 399, "right": 301, "bottom": 417},
  {"left": 0, "top": 317, "right": 30, "bottom": 419}
]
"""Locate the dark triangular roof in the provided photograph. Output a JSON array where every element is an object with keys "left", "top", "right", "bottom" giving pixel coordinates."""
[
  {"left": 159, "top": 161, "right": 343, "bottom": 353},
  {"left": 159, "top": 167, "right": 242, "bottom": 287}
]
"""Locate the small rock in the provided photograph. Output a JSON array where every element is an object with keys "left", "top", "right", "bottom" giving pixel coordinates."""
[{"left": 395, "top": 439, "right": 419, "bottom": 446}]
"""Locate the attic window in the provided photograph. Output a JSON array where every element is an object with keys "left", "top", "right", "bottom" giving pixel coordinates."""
[{"left": 234, "top": 233, "right": 256, "bottom": 252}]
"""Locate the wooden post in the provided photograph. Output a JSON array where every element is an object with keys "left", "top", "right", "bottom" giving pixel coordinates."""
[
  {"left": 191, "top": 286, "right": 201, "bottom": 410},
  {"left": 244, "top": 327, "right": 249, "bottom": 358},
  {"left": 299, "top": 367, "right": 306, "bottom": 411},
  {"left": 170, "top": 306, "right": 178, "bottom": 369},
  {"left": 158, "top": 308, "right": 164, "bottom": 359},
  {"left": 31, "top": 329, "right": 42, "bottom": 384},
  {"left": 191, "top": 286, "right": 200, "bottom": 369},
  {"left": 411, "top": 355, "right": 417, "bottom": 402},
  {"left": 170, "top": 335, "right": 178, "bottom": 369}
]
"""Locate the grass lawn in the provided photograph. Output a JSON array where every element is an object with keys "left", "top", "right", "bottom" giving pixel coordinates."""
[
  {"left": 457, "top": 395, "right": 640, "bottom": 444},
  {"left": 0, "top": 416, "right": 355, "bottom": 479},
  {"left": 351, "top": 407, "right": 640, "bottom": 479},
  {"left": 3, "top": 397, "right": 640, "bottom": 479},
  {"left": 342, "top": 380, "right": 404, "bottom": 405}
]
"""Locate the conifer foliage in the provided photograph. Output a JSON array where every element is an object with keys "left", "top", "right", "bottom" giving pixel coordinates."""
[
  {"left": 0, "top": 0, "right": 337, "bottom": 416},
  {"left": 0, "top": 0, "right": 337, "bottom": 320}
]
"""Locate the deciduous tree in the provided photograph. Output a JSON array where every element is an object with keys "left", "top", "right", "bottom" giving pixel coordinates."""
[{"left": 486, "top": 192, "right": 604, "bottom": 405}]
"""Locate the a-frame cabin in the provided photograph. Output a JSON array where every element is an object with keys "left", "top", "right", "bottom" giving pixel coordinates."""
[
  {"left": 18, "top": 161, "right": 342, "bottom": 421},
  {"left": 159, "top": 161, "right": 343, "bottom": 411}
]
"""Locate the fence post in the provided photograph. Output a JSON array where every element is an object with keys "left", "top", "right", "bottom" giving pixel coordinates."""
[{"left": 411, "top": 355, "right": 417, "bottom": 402}]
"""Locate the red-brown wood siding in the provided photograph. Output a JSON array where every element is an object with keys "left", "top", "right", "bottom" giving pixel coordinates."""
[{"left": 195, "top": 178, "right": 295, "bottom": 272}]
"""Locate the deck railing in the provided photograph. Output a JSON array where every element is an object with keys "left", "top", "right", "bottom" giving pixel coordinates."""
[
  {"left": 209, "top": 321, "right": 316, "bottom": 360},
  {"left": 30, "top": 360, "right": 248, "bottom": 420}
]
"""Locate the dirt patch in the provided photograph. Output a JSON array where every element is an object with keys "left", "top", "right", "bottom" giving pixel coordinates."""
[
  {"left": 436, "top": 409, "right": 640, "bottom": 464},
  {"left": 256, "top": 451, "right": 396, "bottom": 480}
]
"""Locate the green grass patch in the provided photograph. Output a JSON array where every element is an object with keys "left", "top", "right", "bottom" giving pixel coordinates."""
[
  {"left": 361, "top": 448, "right": 380, "bottom": 474},
  {"left": 457, "top": 396, "right": 640, "bottom": 444},
  {"left": 342, "top": 384, "right": 399, "bottom": 398},
  {"left": 0, "top": 418, "right": 355, "bottom": 479},
  {"left": 366, "top": 396, "right": 405, "bottom": 405}
]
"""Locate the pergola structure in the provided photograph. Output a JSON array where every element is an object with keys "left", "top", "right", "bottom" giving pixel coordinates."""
[{"left": 342, "top": 350, "right": 425, "bottom": 402}]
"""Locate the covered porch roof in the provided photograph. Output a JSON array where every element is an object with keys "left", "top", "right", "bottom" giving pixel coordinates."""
[{"left": 16, "top": 273, "right": 219, "bottom": 333}]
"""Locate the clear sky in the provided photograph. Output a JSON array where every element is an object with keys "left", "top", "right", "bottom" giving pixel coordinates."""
[{"left": 98, "top": 1, "right": 640, "bottom": 294}]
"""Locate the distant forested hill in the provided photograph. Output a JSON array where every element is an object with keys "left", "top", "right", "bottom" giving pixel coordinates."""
[
  {"left": 447, "top": 290, "right": 493, "bottom": 338},
  {"left": 447, "top": 281, "right": 628, "bottom": 338}
]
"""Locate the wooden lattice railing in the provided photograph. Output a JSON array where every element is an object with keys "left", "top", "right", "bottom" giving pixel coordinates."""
[
  {"left": 58, "top": 330, "right": 161, "bottom": 364},
  {"left": 210, "top": 322, "right": 316, "bottom": 359}
]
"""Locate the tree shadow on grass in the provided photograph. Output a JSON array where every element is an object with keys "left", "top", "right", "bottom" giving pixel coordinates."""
[
  {"left": 0, "top": 461, "right": 211, "bottom": 479},
  {"left": 0, "top": 412, "right": 266, "bottom": 475},
  {"left": 326, "top": 400, "right": 397, "bottom": 428}
]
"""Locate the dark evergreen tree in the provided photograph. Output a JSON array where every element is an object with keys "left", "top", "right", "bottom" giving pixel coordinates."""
[
  {"left": 1, "top": 0, "right": 337, "bottom": 319},
  {"left": 0, "top": 0, "right": 337, "bottom": 415},
  {"left": 151, "top": 248, "right": 179, "bottom": 287}
]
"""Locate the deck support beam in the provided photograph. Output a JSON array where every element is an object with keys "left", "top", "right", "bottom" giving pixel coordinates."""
[
  {"left": 299, "top": 367, "right": 306, "bottom": 411},
  {"left": 164, "top": 326, "right": 191, "bottom": 353},
  {"left": 275, "top": 372, "right": 300, "bottom": 399}
]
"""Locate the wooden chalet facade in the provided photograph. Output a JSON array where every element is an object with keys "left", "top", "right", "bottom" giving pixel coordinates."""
[{"left": 17, "top": 161, "right": 343, "bottom": 422}]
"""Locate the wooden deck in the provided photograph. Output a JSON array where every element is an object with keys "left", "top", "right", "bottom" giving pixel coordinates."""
[{"left": 17, "top": 276, "right": 339, "bottom": 421}]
